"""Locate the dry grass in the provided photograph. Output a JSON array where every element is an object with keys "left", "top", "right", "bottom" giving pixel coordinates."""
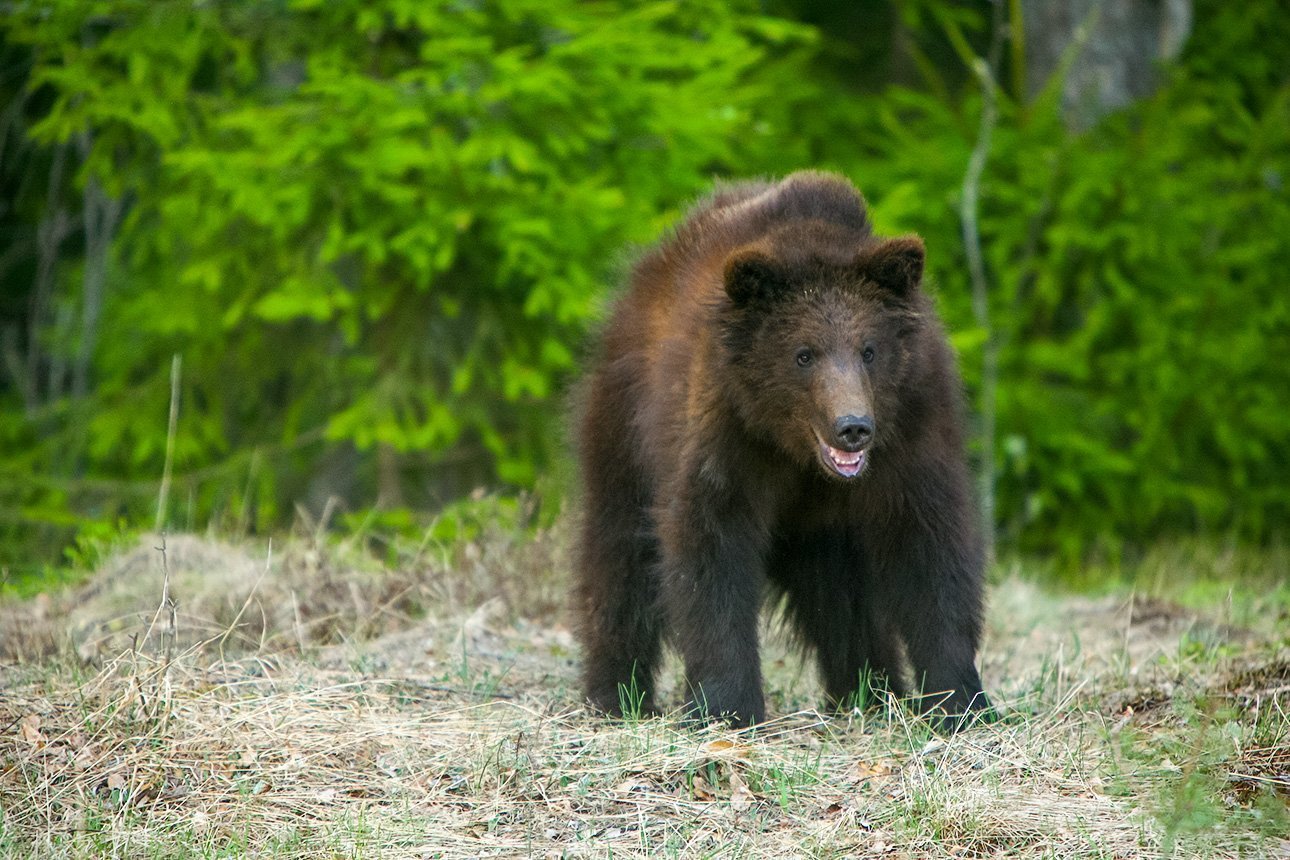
[{"left": 2, "top": 528, "right": 1287, "bottom": 858}]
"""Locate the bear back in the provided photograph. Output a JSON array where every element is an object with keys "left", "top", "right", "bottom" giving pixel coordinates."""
[{"left": 678, "top": 171, "right": 873, "bottom": 263}]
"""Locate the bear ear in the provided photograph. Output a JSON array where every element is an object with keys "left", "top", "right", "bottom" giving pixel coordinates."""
[
  {"left": 724, "top": 248, "right": 789, "bottom": 308},
  {"left": 862, "top": 236, "right": 925, "bottom": 297}
]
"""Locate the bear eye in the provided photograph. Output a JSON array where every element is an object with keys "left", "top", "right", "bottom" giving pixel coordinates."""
[
  {"left": 795, "top": 348, "right": 814, "bottom": 368},
  {"left": 862, "top": 346, "right": 876, "bottom": 364}
]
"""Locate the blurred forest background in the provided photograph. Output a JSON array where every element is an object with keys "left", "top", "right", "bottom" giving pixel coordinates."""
[{"left": 1, "top": 0, "right": 1287, "bottom": 585}]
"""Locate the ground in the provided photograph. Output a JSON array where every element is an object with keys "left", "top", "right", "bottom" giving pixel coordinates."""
[{"left": 1, "top": 528, "right": 1287, "bottom": 859}]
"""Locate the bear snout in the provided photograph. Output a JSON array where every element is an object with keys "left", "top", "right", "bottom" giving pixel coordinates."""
[{"left": 831, "top": 414, "right": 874, "bottom": 451}]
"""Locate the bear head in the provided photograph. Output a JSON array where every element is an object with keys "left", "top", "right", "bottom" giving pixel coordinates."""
[{"left": 720, "top": 227, "right": 927, "bottom": 481}]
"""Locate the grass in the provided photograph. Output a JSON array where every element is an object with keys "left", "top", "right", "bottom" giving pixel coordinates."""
[{"left": 1, "top": 525, "right": 1287, "bottom": 858}]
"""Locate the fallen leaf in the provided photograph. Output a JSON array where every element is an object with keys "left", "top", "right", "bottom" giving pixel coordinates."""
[
  {"left": 701, "top": 738, "right": 752, "bottom": 761},
  {"left": 615, "top": 777, "right": 651, "bottom": 795},
  {"left": 19, "top": 715, "right": 45, "bottom": 746},
  {"left": 729, "top": 770, "right": 755, "bottom": 813},
  {"left": 73, "top": 745, "right": 98, "bottom": 771},
  {"left": 691, "top": 772, "right": 715, "bottom": 801},
  {"left": 852, "top": 760, "right": 894, "bottom": 780}
]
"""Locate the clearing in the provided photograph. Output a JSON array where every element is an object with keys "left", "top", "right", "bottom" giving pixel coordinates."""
[{"left": 1, "top": 529, "right": 1287, "bottom": 858}]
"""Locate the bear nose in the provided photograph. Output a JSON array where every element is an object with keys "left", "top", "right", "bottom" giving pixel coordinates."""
[{"left": 833, "top": 415, "right": 874, "bottom": 451}]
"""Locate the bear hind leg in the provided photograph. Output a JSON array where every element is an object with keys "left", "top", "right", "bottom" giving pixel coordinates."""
[
  {"left": 812, "top": 603, "right": 907, "bottom": 713},
  {"left": 575, "top": 504, "right": 663, "bottom": 718},
  {"left": 771, "top": 533, "right": 906, "bottom": 714}
]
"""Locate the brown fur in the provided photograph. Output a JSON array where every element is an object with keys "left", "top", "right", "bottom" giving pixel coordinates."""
[{"left": 572, "top": 171, "right": 990, "bottom": 729}]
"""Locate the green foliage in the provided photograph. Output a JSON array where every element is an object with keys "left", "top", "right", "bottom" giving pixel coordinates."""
[
  {"left": 0, "top": 0, "right": 828, "bottom": 565},
  {"left": 1, "top": 0, "right": 1287, "bottom": 571},
  {"left": 839, "top": 0, "right": 1290, "bottom": 558}
]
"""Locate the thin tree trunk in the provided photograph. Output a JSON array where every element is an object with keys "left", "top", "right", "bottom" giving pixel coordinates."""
[
  {"left": 376, "top": 443, "right": 404, "bottom": 510},
  {"left": 960, "top": 0, "right": 1006, "bottom": 561},
  {"left": 27, "top": 142, "right": 70, "bottom": 413},
  {"left": 1020, "top": 0, "right": 1192, "bottom": 129},
  {"left": 156, "top": 354, "right": 182, "bottom": 532},
  {"left": 73, "top": 130, "right": 122, "bottom": 403}
]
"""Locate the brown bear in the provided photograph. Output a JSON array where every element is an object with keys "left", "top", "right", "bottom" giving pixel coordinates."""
[{"left": 572, "top": 171, "right": 990, "bottom": 729}]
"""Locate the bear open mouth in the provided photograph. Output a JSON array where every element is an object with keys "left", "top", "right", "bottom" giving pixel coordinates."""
[{"left": 817, "top": 438, "right": 868, "bottom": 479}]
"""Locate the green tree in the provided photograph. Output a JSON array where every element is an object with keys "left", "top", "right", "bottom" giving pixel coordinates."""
[
  {"left": 3, "top": 0, "right": 1287, "bottom": 573},
  {"left": 1, "top": 0, "right": 830, "bottom": 563},
  {"left": 840, "top": 0, "right": 1290, "bottom": 558}
]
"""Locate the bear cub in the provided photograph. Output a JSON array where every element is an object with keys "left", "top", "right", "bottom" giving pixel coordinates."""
[{"left": 573, "top": 171, "right": 990, "bottom": 729}]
